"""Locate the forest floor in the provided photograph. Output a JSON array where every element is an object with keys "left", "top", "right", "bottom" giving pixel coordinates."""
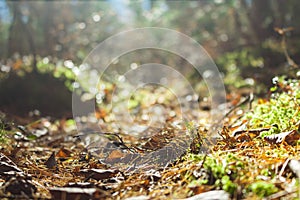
[{"left": 1, "top": 77, "right": 300, "bottom": 200}]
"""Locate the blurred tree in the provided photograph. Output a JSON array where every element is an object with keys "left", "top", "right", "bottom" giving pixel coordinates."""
[
  {"left": 4, "top": 1, "right": 123, "bottom": 63},
  {"left": 1, "top": 0, "right": 300, "bottom": 116},
  {"left": 2, "top": 0, "right": 300, "bottom": 73},
  {"left": 7, "top": 2, "right": 36, "bottom": 68}
]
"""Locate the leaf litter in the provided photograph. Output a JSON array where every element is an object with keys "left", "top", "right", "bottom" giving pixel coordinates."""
[{"left": 1, "top": 77, "right": 300, "bottom": 199}]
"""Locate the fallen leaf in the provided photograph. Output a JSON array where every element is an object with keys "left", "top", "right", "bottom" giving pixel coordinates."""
[
  {"left": 106, "top": 149, "right": 125, "bottom": 159},
  {"left": 80, "top": 169, "right": 119, "bottom": 181},
  {"left": 4, "top": 175, "right": 37, "bottom": 198},
  {"left": 141, "top": 128, "right": 175, "bottom": 151},
  {"left": 264, "top": 130, "right": 300, "bottom": 145},
  {"left": 45, "top": 152, "right": 57, "bottom": 169},
  {"left": 56, "top": 147, "right": 72, "bottom": 158},
  {"left": 65, "top": 182, "right": 95, "bottom": 188},
  {"left": 105, "top": 149, "right": 125, "bottom": 163},
  {"left": 0, "top": 153, "right": 23, "bottom": 177}
]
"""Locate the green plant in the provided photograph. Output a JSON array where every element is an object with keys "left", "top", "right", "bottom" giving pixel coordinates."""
[
  {"left": 220, "top": 175, "right": 237, "bottom": 194},
  {"left": 245, "top": 76, "right": 300, "bottom": 136},
  {"left": 248, "top": 181, "right": 278, "bottom": 197},
  {"left": 187, "top": 153, "right": 240, "bottom": 194}
]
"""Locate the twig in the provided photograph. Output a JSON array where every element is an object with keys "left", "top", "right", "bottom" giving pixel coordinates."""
[
  {"left": 278, "top": 158, "right": 291, "bottom": 178},
  {"left": 223, "top": 93, "right": 254, "bottom": 120},
  {"left": 264, "top": 188, "right": 299, "bottom": 200},
  {"left": 275, "top": 27, "right": 299, "bottom": 69}
]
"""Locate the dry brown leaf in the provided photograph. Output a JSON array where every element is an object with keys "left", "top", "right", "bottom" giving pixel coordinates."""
[
  {"left": 264, "top": 130, "right": 300, "bottom": 145},
  {"left": 80, "top": 168, "right": 119, "bottom": 181},
  {"left": 0, "top": 153, "right": 24, "bottom": 177},
  {"left": 44, "top": 152, "right": 57, "bottom": 169},
  {"left": 56, "top": 147, "right": 72, "bottom": 158},
  {"left": 4, "top": 175, "right": 37, "bottom": 198}
]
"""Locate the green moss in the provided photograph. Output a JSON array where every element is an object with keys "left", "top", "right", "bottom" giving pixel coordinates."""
[
  {"left": 187, "top": 153, "right": 241, "bottom": 194},
  {"left": 248, "top": 181, "right": 278, "bottom": 197},
  {"left": 245, "top": 77, "right": 300, "bottom": 136},
  {"left": 221, "top": 175, "right": 237, "bottom": 194},
  {"left": 185, "top": 77, "right": 300, "bottom": 198}
]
